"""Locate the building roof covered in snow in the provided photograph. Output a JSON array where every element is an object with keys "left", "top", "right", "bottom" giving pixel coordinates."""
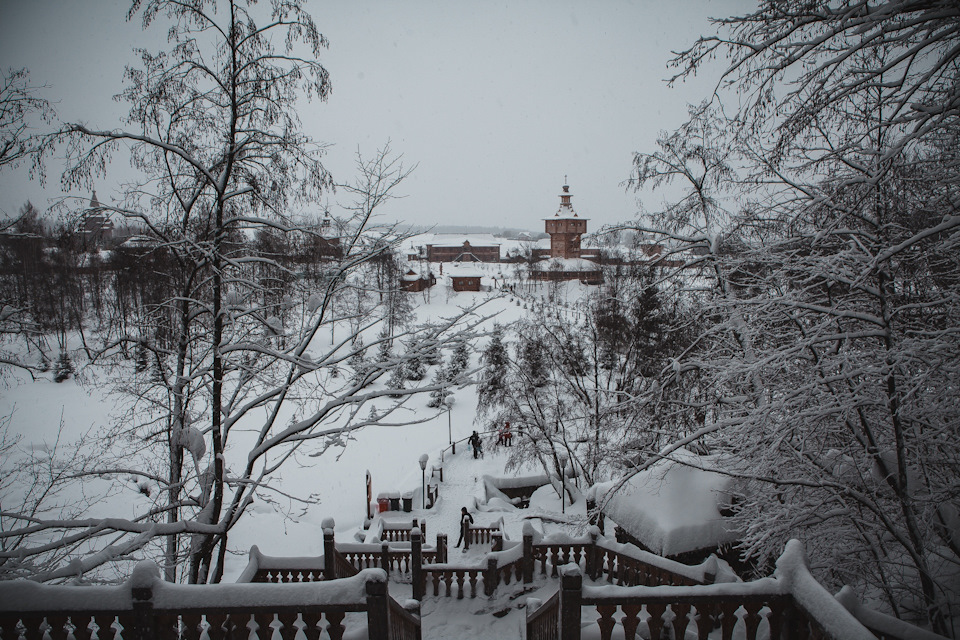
[
  {"left": 533, "top": 257, "right": 601, "bottom": 272},
  {"left": 592, "top": 452, "right": 740, "bottom": 557},
  {"left": 424, "top": 234, "right": 501, "bottom": 248}
]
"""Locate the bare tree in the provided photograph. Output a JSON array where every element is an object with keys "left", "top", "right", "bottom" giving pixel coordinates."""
[
  {"left": 615, "top": 1, "right": 960, "bottom": 632},
  {"left": 0, "top": 0, "right": 482, "bottom": 585}
]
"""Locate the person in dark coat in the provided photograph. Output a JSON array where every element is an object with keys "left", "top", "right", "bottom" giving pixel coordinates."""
[
  {"left": 468, "top": 430, "right": 482, "bottom": 459},
  {"left": 455, "top": 507, "right": 474, "bottom": 549}
]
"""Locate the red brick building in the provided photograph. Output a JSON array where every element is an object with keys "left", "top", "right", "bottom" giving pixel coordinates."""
[
  {"left": 425, "top": 237, "right": 500, "bottom": 263},
  {"left": 532, "top": 182, "right": 602, "bottom": 284}
]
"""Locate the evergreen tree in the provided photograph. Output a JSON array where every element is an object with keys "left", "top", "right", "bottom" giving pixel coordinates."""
[
  {"left": 426, "top": 365, "right": 452, "bottom": 409},
  {"left": 54, "top": 350, "right": 73, "bottom": 383},
  {"left": 477, "top": 324, "right": 508, "bottom": 412},
  {"left": 135, "top": 340, "right": 149, "bottom": 373},
  {"left": 447, "top": 339, "right": 470, "bottom": 378},
  {"left": 405, "top": 353, "right": 426, "bottom": 381},
  {"left": 349, "top": 337, "right": 368, "bottom": 385},
  {"left": 423, "top": 340, "right": 442, "bottom": 366},
  {"left": 386, "top": 366, "right": 405, "bottom": 398},
  {"left": 375, "top": 329, "right": 393, "bottom": 365}
]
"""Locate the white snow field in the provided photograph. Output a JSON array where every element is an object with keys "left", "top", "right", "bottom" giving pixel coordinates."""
[{"left": 0, "top": 265, "right": 742, "bottom": 638}]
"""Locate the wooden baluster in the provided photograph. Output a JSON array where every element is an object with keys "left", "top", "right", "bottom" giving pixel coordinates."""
[
  {"left": 432, "top": 571, "right": 441, "bottom": 597},
  {"left": 719, "top": 602, "right": 739, "bottom": 640},
  {"left": 205, "top": 613, "right": 229, "bottom": 640},
  {"left": 742, "top": 602, "right": 763, "bottom": 640},
  {"left": 325, "top": 612, "right": 345, "bottom": 640},
  {"left": 767, "top": 601, "right": 784, "bottom": 640},
  {"left": 694, "top": 603, "right": 716, "bottom": 640},
  {"left": 445, "top": 571, "right": 453, "bottom": 598},
  {"left": 671, "top": 603, "right": 692, "bottom": 639},
  {"left": 21, "top": 615, "right": 44, "bottom": 640},
  {"left": 550, "top": 547, "right": 560, "bottom": 577},
  {"left": 71, "top": 614, "right": 95, "bottom": 640},
  {"left": 596, "top": 604, "right": 617, "bottom": 640},
  {"left": 456, "top": 570, "right": 465, "bottom": 599},
  {"left": 646, "top": 603, "right": 667, "bottom": 640},
  {"left": 468, "top": 570, "right": 478, "bottom": 598},
  {"left": 251, "top": 613, "right": 274, "bottom": 640},
  {"left": 606, "top": 551, "right": 615, "bottom": 583},
  {"left": 299, "top": 612, "right": 322, "bottom": 640},
  {"left": 621, "top": 604, "right": 642, "bottom": 640},
  {"left": 46, "top": 614, "right": 70, "bottom": 640},
  {"left": 181, "top": 613, "right": 204, "bottom": 640},
  {"left": 276, "top": 612, "right": 298, "bottom": 640},
  {"left": 154, "top": 612, "right": 180, "bottom": 640}
]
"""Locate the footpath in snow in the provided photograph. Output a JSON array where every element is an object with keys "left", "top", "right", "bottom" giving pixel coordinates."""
[{"left": 353, "top": 439, "right": 584, "bottom": 640}]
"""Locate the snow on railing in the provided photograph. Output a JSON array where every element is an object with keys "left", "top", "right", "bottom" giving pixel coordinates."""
[
  {"left": 834, "top": 586, "right": 948, "bottom": 640},
  {"left": 236, "top": 544, "right": 326, "bottom": 583},
  {"left": 548, "top": 539, "right": 877, "bottom": 640},
  {"left": 774, "top": 540, "right": 875, "bottom": 640},
  {"left": 0, "top": 560, "right": 398, "bottom": 640}
]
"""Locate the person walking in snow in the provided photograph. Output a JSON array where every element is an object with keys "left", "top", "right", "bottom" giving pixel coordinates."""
[
  {"left": 469, "top": 430, "right": 482, "bottom": 459},
  {"left": 504, "top": 421, "right": 512, "bottom": 447},
  {"left": 455, "top": 507, "right": 474, "bottom": 549}
]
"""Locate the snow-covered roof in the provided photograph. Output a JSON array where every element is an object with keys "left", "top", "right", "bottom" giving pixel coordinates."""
[
  {"left": 120, "top": 235, "right": 159, "bottom": 249},
  {"left": 593, "top": 452, "right": 740, "bottom": 557},
  {"left": 533, "top": 257, "right": 601, "bottom": 272},
  {"left": 424, "top": 234, "right": 501, "bottom": 248},
  {"left": 448, "top": 266, "right": 484, "bottom": 278}
]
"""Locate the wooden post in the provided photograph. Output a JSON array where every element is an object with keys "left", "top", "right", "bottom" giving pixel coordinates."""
[
  {"left": 411, "top": 527, "right": 424, "bottom": 601},
  {"left": 492, "top": 531, "right": 503, "bottom": 552},
  {"left": 560, "top": 565, "right": 583, "bottom": 640},
  {"left": 365, "top": 578, "right": 390, "bottom": 639},
  {"left": 322, "top": 518, "right": 336, "bottom": 579},
  {"left": 381, "top": 541, "right": 391, "bottom": 577},
  {"left": 522, "top": 532, "right": 534, "bottom": 584},
  {"left": 437, "top": 533, "right": 448, "bottom": 563},
  {"left": 131, "top": 584, "right": 155, "bottom": 640},
  {"left": 586, "top": 529, "right": 598, "bottom": 580},
  {"left": 485, "top": 557, "right": 499, "bottom": 597}
]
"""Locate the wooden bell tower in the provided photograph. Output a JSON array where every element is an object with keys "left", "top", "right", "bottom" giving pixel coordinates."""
[{"left": 544, "top": 179, "right": 587, "bottom": 260}]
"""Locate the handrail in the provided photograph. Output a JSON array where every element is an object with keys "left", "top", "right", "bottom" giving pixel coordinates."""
[
  {"left": 0, "top": 561, "right": 389, "bottom": 640},
  {"left": 388, "top": 595, "right": 422, "bottom": 640},
  {"left": 526, "top": 589, "right": 560, "bottom": 640}
]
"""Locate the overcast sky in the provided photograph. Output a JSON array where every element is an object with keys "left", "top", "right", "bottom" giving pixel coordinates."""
[{"left": 0, "top": 0, "right": 752, "bottom": 231}]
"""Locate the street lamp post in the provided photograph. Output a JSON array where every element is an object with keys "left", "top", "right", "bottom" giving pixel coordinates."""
[{"left": 419, "top": 454, "right": 429, "bottom": 509}]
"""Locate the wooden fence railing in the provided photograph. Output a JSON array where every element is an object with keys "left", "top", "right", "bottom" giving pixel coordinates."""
[
  {"left": 387, "top": 595, "right": 422, "bottom": 640},
  {"left": 526, "top": 590, "right": 560, "bottom": 640},
  {"left": 529, "top": 541, "right": 899, "bottom": 640},
  {"left": 232, "top": 520, "right": 941, "bottom": 640},
  {"left": 0, "top": 562, "right": 416, "bottom": 640}
]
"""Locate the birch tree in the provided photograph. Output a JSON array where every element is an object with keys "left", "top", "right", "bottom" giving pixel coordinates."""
[{"left": 0, "top": 0, "right": 481, "bottom": 585}]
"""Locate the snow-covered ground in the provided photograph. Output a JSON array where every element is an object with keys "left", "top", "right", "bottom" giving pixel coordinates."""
[
  {"left": 0, "top": 265, "right": 745, "bottom": 639},
  {"left": 0, "top": 265, "right": 582, "bottom": 576}
]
